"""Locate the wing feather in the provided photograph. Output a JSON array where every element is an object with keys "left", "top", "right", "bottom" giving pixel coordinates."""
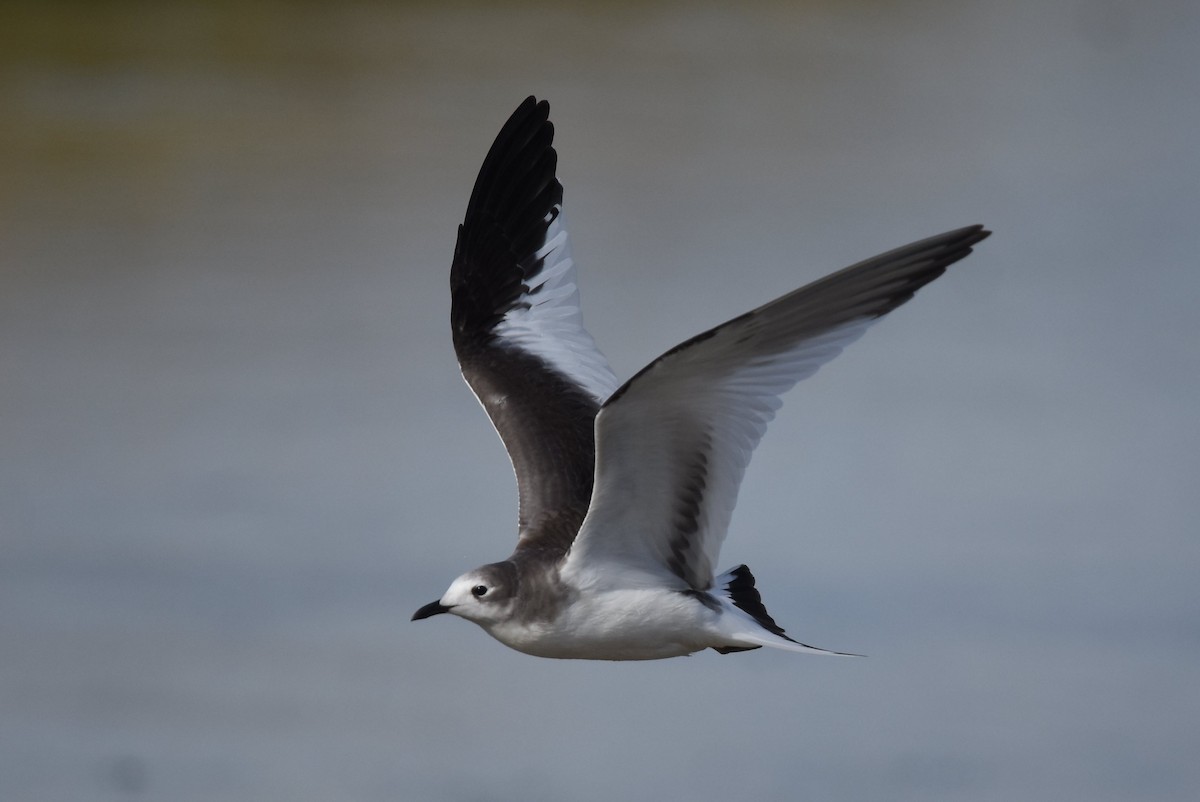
[
  {"left": 451, "top": 97, "right": 618, "bottom": 553},
  {"left": 565, "top": 225, "right": 990, "bottom": 587}
]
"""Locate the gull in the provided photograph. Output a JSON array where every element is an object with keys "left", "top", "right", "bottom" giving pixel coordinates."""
[{"left": 412, "top": 96, "right": 989, "bottom": 660}]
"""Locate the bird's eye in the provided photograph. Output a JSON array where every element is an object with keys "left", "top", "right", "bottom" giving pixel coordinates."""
[{"left": 471, "top": 585, "right": 488, "bottom": 598}]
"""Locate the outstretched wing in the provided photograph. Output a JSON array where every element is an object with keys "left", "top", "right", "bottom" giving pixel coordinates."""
[
  {"left": 451, "top": 96, "right": 618, "bottom": 554},
  {"left": 563, "top": 225, "right": 990, "bottom": 589}
]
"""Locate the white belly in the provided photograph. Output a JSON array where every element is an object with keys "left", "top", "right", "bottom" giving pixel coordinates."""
[{"left": 483, "top": 587, "right": 717, "bottom": 660}]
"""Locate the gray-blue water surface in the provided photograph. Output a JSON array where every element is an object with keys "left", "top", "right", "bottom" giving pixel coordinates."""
[{"left": 4, "top": 2, "right": 1198, "bottom": 800}]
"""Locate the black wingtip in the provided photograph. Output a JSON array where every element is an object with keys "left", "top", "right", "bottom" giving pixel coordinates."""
[
  {"left": 945, "top": 224, "right": 991, "bottom": 254},
  {"left": 722, "top": 564, "right": 794, "bottom": 641},
  {"left": 451, "top": 97, "right": 565, "bottom": 343}
]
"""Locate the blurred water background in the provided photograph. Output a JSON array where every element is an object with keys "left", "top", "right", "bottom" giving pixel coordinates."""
[{"left": 3, "top": 1, "right": 1198, "bottom": 800}]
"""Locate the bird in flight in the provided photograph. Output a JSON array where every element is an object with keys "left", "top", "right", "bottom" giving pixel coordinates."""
[{"left": 412, "top": 96, "right": 989, "bottom": 660}]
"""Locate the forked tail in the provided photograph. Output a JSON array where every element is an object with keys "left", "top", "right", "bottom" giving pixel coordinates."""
[{"left": 713, "top": 564, "right": 860, "bottom": 656}]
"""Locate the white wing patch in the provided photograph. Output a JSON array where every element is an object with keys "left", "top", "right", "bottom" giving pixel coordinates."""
[
  {"left": 565, "top": 316, "right": 874, "bottom": 589},
  {"left": 492, "top": 206, "right": 619, "bottom": 405}
]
